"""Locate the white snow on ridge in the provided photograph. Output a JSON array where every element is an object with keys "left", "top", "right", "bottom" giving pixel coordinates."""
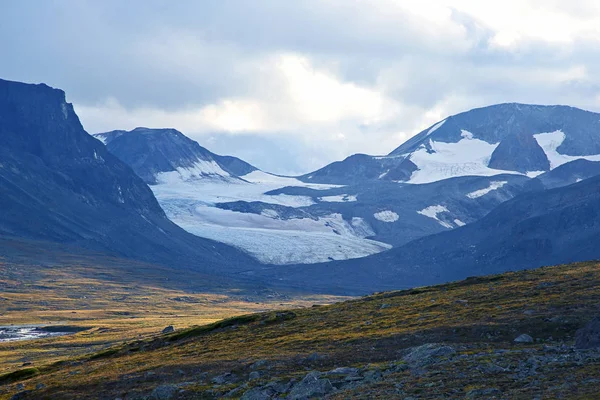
[
  {"left": 454, "top": 219, "right": 466, "bottom": 227},
  {"left": 373, "top": 210, "right": 399, "bottom": 222},
  {"left": 417, "top": 205, "right": 453, "bottom": 229},
  {"left": 319, "top": 194, "right": 357, "bottom": 203},
  {"left": 241, "top": 170, "right": 341, "bottom": 190},
  {"left": 407, "top": 131, "right": 520, "bottom": 184},
  {"left": 466, "top": 181, "right": 508, "bottom": 199},
  {"left": 426, "top": 119, "right": 446, "bottom": 136},
  {"left": 526, "top": 170, "right": 545, "bottom": 178},
  {"left": 156, "top": 160, "right": 233, "bottom": 184},
  {"left": 94, "top": 134, "right": 108, "bottom": 144},
  {"left": 534, "top": 130, "right": 600, "bottom": 169}
]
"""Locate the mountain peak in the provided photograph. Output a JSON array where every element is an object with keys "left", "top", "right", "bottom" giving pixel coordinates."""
[
  {"left": 301, "top": 102, "right": 600, "bottom": 185},
  {"left": 95, "top": 127, "right": 257, "bottom": 184}
]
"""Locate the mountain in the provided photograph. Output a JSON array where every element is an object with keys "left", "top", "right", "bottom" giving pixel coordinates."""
[
  {"left": 251, "top": 171, "right": 600, "bottom": 293},
  {"left": 94, "top": 127, "right": 257, "bottom": 184},
  {"left": 0, "top": 78, "right": 256, "bottom": 272},
  {"left": 99, "top": 126, "right": 549, "bottom": 265},
  {"left": 98, "top": 104, "right": 600, "bottom": 267},
  {"left": 302, "top": 103, "right": 600, "bottom": 185},
  {"left": 95, "top": 127, "right": 396, "bottom": 264}
]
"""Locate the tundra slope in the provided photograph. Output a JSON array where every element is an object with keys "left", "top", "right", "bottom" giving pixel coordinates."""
[{"left": 4, "top": 261, "right": 600, "bottom": 399}]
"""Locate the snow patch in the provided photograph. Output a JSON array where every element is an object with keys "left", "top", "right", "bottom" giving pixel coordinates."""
[
  {"left": 534, "top": 130, "right": 600, "bottom": 169},
  {"left": 417, "top": 205, "right": 453, "bottom": 228},
  {"left": 460, "top": 130, "right": 474, "bottom": 140},
  {"left": 319, "top": 194, "right": 357, "bottom": 203},
  {"left": 373, "top": 210, "right": 399, "bottom": 223},
  {"left": 466, "top": 181, "right": 508, "bottom": 199},
  {"left": 156, "top": 160, "right": 232, "bottom": 183},
  {"left": 95, "top": 134, "right": 108, "bottom": 145},
  {"left": 351, "top": 217, "right": 375, "bottom": 237},
  {"left": 407, "top": 133, "right": 520, "bottom": 184},
  {"left": 526, "top": 170, "right": 545, "bottom": 178},
  {"left": 241, "top": 170, "right": 341, "bottom": 190},
  {"left": 378, "top": 170, "right": 390, "bottom": 179},
  {"left": 426, "top": 119, "right": 446, "bottom": 136},
  {"left": 454, "top": 219, "right": 466, "bottom": 227}
]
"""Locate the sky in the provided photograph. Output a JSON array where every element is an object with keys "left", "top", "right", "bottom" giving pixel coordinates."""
[{"left": 2, "top": 1, "right": 600, "bottom": 175}]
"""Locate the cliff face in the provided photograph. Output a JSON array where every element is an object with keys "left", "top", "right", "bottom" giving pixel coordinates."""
[{"left": 0, "top": 79, "right": 256, "bottom": 272}]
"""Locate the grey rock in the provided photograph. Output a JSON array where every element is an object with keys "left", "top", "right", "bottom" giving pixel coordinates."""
[
  {"left": 35, "top": 383, "right": 46, "bottom": 390},
  {"left": 249, "top": 371, "right": 261, "bottom": 381},
  {"left": 362, "top": 368, "right": 383, "bottom": 383},
  {"left": 162, "top": 325, "right": 174, "bottom": 334},
  {"left": 288, "top": 371, "right": 334, "bottom": 399},
  {"left": 240, "top": 388, "right": 272, "bottom": 400},
  {"left": 264, "top": 380, "right": 293, "bottom": 394},
  {"left": 380, "top": 304, "right": 391, "bottom": 309},
  {"left": 328, "top": 367, "right": 359, "bottom": 375},
  {"left": 9, "top": 392, "right": 31, "bottom": 400},
  {"left": 575, "top": 317, "right": 600, "bottom": 349},
  {"left": 150, "top": 385, "right": 177, "bottom": 400},
  {"left": 15, "top": 384, "right": 24, "bottom": 391},
  {"left": 250, "top": 359, "right": 269, "bottom": 370},
  {"left": 402, "top": 344, "right": 456, "bottom": 367},
  {"left": 212, "top": 372, "right": 238, "bottom": 385},
  {"left": 477, "top": 363, "right": 509, "bottom": 374},
  {"left": 514, "top": 334, "right": 534, "bottom": 343}
]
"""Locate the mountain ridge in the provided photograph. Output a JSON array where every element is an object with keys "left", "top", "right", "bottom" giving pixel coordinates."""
[{"left": 301, "top": 103, "right": 600, "bottom": 185}]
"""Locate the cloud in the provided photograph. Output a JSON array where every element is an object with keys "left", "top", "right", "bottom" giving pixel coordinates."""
[{"left": 2, "top": 0, "right": 600, "bottom": 174}]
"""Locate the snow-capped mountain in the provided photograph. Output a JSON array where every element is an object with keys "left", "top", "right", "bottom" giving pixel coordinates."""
[
  {"left": 94, "top": 127, "right": 256, "bottom": 184},
  {"left": 96, "top": 104, "right": 600, "bottom": 269},
  {"left": 96, "top": 128, "right": 394, "bottom": 264},
  {"left": 302, "top": 103, "right": 600, "bottom": 185}
]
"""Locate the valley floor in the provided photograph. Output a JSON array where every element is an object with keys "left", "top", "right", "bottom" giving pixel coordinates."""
[{"left": 2, "top": 260, "right": 600, "bottom": 399}]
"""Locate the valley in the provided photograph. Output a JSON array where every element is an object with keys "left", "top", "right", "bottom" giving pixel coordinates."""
[{"left": 3, "top": 78, "right": 600, "bottom": 399}]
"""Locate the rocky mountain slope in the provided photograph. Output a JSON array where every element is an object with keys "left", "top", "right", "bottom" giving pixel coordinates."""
[
  {"left": 0, "top": 78, "right": 256, "bottom": 272},
  {"left": 4, "top": 261, "right": 600, "bottom": 399},
  {"left": 253, "top": 168, "right": 600, "bottom": 294},
  {"left": 95, "top": 128, "right": 257, "bottom": 184}
]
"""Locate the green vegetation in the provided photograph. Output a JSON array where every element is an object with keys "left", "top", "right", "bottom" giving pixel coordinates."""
[{"left": 0, "top": 368, "right": 39, "bottom": 385}]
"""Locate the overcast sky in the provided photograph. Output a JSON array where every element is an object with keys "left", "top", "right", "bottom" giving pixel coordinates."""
[{"left": 2, "top": 1, "right": 600, "bottom": 174}]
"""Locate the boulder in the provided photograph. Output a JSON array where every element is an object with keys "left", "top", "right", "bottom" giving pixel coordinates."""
[
  {"left": 162, "top": 326, "right": 174, "bottom": 334},
  {"left": 514, "top": 334, "right": 534, "bottom": 344},
  {"left": 402, "top": 344, "right": 456, "bottom": 367},
  {"left": 150, "top": 385, "right": 177, "bottom": 400},
  {"left": 240, "top": 388, "right": 271, "bottom": 400},
  {"left": 288, "top": 371, "right": 334, "bottom": 399},
  {"left": 575, "top": 317, "right": 600, "bottom": 349}
]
